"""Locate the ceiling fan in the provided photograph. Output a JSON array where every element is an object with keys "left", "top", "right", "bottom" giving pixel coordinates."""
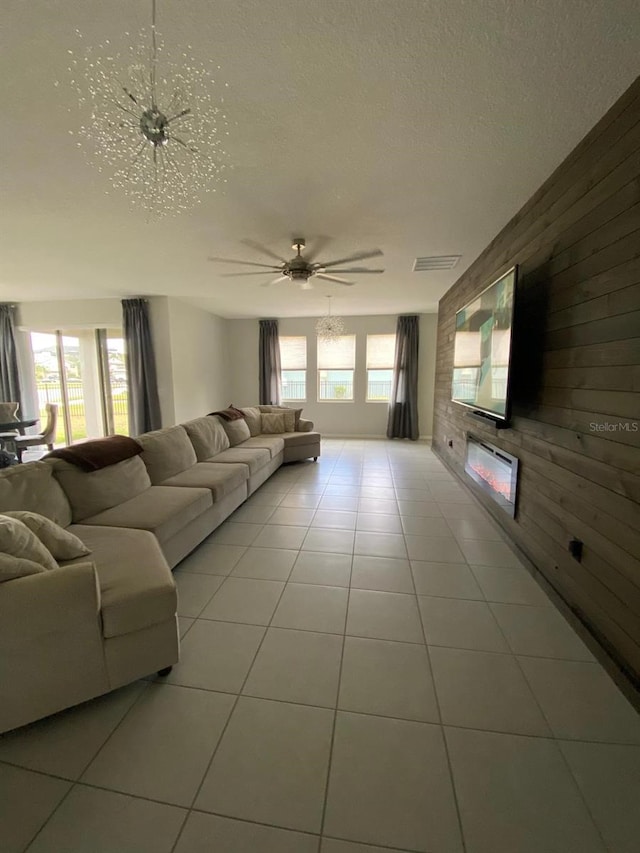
[{"left": 208, "top": 238, "right": 384, "bottom": 289}]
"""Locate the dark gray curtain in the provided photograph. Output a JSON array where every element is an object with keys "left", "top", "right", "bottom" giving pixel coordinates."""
[
  {"left": 122, "top": 298, "right": 162, "bottom": 435},
  {"left": 387, "top": 315, "right": 420, "bottom": 440},
  {"left": 259, "top": 319, "right": 282, "bottom": 405},
  {"left": 0, "top": 304, "right": 22, "bottom": 409}
]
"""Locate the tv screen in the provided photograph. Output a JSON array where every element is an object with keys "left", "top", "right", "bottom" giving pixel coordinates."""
[{"left": 451, "top": 265, "right": 517, "bottom": 420}]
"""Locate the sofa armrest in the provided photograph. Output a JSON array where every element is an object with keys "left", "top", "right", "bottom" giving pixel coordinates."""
[
  {"left": 0, "top": 562, "right": 101, "bottom": 637},
  {"left": 0, "top": 562, "right": 107, "bottom": 733},
  {"left": 298, "top": 418, "right": 314, "bottom": 432}
]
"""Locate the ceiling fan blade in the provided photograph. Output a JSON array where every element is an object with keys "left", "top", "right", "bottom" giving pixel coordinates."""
[
  {"left": 219, "top": 271, "right": 280, "bottom": 277},
  {"left": 261, "top": 275, "right": 289, "bottom": 287},
  {"left": 304, "top": 235, "right": 332, "bottom": 262},
  {"left": 318, "top": 249, "right": 383, "bottom": 269},
  {"left": 208, "top": 256, "right": 282, "bottom": 270},
  {"left": 321, "top": 268, "right": 385, "bottom": 274},
  {"left": 240, "top": 239, "right": 288, "bottom": 264},
  {"left": 315, "top": 273, "right": 355, "bottom": 286}
]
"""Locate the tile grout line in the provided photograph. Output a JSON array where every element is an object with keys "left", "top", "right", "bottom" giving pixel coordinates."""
[
  {"left": 505, "top": 627, "right": 613, "bottom": 851},
  {"left": 317, "top": 528, "right": 355, "bottom": 843},
  {"left": 404, "top": 503, "right": 469, "bottom": 853},
  {"left": 19, "top": 678, "right": 155, "bottom": 852},
  {"left": 169, "top": 526, "right": 303, "bottom": 853},
  {"left": 5, "top": 710, "right": 639, "bottom": 799}
]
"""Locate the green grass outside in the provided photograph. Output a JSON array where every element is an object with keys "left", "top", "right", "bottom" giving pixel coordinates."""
[{"left": 39, "top": 405, "right": 129, "bottom": 446}]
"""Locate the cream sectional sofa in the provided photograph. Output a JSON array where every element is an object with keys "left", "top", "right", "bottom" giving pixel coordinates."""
[{"left": 0, "top": 411, "right": 320, "bottom": 732}]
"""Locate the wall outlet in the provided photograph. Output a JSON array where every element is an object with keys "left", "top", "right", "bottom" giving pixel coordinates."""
[{"left": 568, "top": 538, "right": 583, "bottom": 562}]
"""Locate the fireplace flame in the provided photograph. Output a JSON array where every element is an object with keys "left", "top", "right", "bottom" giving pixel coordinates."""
[{"left": 469, "top": 463, "right": 512, "bottom": 500}]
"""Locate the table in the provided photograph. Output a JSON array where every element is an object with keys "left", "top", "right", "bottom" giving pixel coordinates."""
[
  {"left": 0, "top": 419, "right": 39, "bottom": 457},
  {"left": 0, "top": 418, "right": 38, "bottom": 434}
]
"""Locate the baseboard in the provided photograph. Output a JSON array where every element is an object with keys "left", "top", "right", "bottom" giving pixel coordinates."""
[
  {"left": 322, "top": 433, "right": 387, "bottom": 439},
  {"left": 321, "top": 433, "right": 433, "bottom": 442}
]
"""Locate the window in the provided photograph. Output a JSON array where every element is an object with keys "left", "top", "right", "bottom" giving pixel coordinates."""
[
  {"left": 317, "top": 335, "right": 355, "bottom": 401},
  {"left": 31, "top": 328, "right": 129, "bottom": 446},
  {"left": 366, "top": 334, "right": 396, "bottom": 401},
  {"left": 280, "top": 336, "right": 307, "bottom": 401}
]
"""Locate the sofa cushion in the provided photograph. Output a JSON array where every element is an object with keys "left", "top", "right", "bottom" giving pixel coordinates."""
[
  {"left": 260, "top": 405, "right": 303, "bottom": 430},
  {"left": 160, "top": 462, "right": 248, "bottom": 501},
  {"left": 137, "top": 425, "right": 197, "bottom": 484},
  {"left": 79, "top": 485, "right": 212, "bottom": 545},
  {"left": 0, "top": 461, "right": 72, "bottom": 527},
  {"left": 207, "top": 447, "right": 271, "bottom": 475},
  {"left": 0, "top": 515, "right": 58, "bottom": 571},
  {"left": 261, "top": 412, "right": 286, "bottom": 434},
  {"left": 239, "top": 407, "right": 262, "bottom": 437},
  {"left": 0, "top": 551, "right": 47, "bottom": 583},
  {"left": 282, "top": 430, "right": 322, "bottom": 448},
  {"left": 222, "top": 418, "right": 251, "bottom": 446},
  {"left": 1, "top": 510, "right": 90, "bottom": 560},
  {"left": 64, "top": 525, "right": 176, "bottom": 639},
  {"left": 51, "top": 457, "right": 152, "bottom": 523},
  {"left": 182, "top": 416, "right": 230, "bottom": 461},
  {"left": 239, "top": 435, "right": 285, "bottom": 459}
]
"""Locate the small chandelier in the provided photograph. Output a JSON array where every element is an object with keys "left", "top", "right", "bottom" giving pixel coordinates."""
[
  {"left": 68, "top": 0, "right": 230, "bottom": 215},
  {"left": 315, "top": 296, "right": 346, "bottom": 342}
]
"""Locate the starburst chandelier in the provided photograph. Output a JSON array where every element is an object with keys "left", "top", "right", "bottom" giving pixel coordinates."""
[
  {"left": 68, "top": 0, "right": 231, "bottom": 215},
  {"left": 315, "top": 296, "right": 346, "bottom": 342}
]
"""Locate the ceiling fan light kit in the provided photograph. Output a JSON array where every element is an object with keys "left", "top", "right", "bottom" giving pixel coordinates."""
[
  {"left": 68, "top": 0, "right": 230, "bottom": 215},
  {"left": 209, "top": 237, "right": 385, "bottom": 289}
]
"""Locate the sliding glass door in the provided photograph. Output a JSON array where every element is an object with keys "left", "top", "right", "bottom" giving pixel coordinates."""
[
  {"left": 97, "top": 329, "right": 129, "bottom": 436},
  {"left": 31, "top": 328, "right": 129, "bottom": 445}
]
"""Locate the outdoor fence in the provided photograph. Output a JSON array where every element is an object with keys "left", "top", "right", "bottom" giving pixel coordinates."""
[
  {"left": 35, "top": 379, "right": 129, "bottom": 443},
  {"left": 282, "top": 378, "right": 393, "bottom": 401}
]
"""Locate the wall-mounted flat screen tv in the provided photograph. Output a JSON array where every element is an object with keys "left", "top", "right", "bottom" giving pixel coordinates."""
[{"left": 451, "top": 265, "right": 517, "bottom": 421}]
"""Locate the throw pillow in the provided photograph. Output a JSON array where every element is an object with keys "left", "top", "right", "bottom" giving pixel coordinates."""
[
  {"left": 0, "top": 515, "right": 58, "bottom": 571},
  {"left": 260, "top": 405, "right": 303, "bottom": 431},
  {"left": 0, "top": 552, "right": 47, "bottom": 583},
  {"left": 289, "top": 407, "right": 304, "bottom": 431},
  {"left": 282, "top": 409, "right": 296, "bottom": 432},
  {"left": 240, "top": 407, "right": 262, "bottom": 437},
  {"left": 222, "top": 418, "right": 251, "bottom": 446},
  {"left": 260, "top": 412, "right": 286, "bottom": 434},
  {"left": 2, "top": 511, "right": 90, "bottom": 560}
]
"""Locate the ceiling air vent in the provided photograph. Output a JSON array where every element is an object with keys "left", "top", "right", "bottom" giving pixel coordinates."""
[{"left": 413, "top": 255, "right": 461, "bottom": 272}]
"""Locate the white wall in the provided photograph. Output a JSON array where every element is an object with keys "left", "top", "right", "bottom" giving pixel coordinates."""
[
  {"left": 17, "top": 299, "right": 123, "bottom": 330},
  {"left": 164, "top": 298, "right": 229, "bottom": 424},
  {"left": 226, "top": 313, "right": 437, "bottom": 438}
]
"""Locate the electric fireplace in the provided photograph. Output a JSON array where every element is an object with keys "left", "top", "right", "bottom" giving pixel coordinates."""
[{"left": 465, "top": 434, "right": 519, "bottom": 517}]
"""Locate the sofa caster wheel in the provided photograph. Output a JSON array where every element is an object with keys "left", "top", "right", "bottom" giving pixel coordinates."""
[{"left": 157, "top": 666, "right": 173, "bottom": 677}]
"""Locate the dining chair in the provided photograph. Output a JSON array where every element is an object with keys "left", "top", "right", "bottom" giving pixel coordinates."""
[{"left": 14, "top": 404, "right": 58, "bottom": 462}]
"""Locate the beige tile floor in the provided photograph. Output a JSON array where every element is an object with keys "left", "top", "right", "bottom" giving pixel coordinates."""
[{"left": 1, "top": 438, "right": 640, "bottom": 852}]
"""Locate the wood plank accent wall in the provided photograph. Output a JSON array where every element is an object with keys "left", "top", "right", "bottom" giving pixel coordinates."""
[{"left": 433, "top": 74, "right": 640, "bottom": 686}]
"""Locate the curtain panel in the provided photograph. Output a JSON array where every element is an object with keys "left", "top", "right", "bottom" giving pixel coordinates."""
[
  {"left": 0, "top": 304, "right": 22, "bottom": 409},
  {"left": 122, "top": 298, "right": 162, "bottom": 435},
  {"left": 259, "top": 319, "right": 282, "bottom": 405},
  {"left": 386, "top": 314, "right": 420, "bottom": 440}
]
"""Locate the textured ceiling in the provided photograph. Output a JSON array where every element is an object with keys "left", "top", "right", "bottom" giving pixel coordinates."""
[{"left": 2, "top": 0, "right": 639, "bottom": 318}]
